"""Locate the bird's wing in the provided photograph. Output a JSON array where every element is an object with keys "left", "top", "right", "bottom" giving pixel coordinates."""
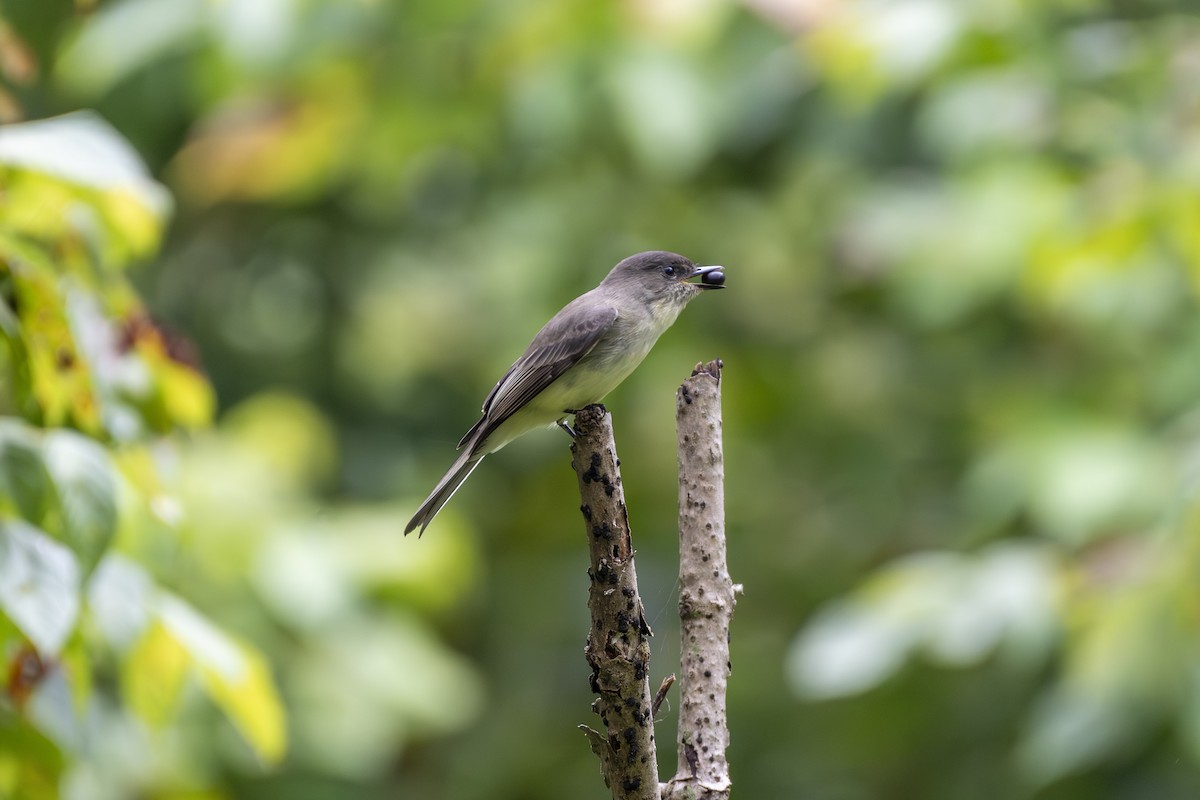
[{"left": 457, "top": 302, "right": 619, "bottom": 449}]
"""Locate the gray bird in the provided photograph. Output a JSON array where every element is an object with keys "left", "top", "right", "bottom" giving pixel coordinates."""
[{"left": 405, "top": 250, "right": 725, "bottom": 536}]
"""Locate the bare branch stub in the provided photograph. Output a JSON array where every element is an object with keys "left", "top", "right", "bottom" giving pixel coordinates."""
[
  {"left": 663, "top": 359, "right": 736, "bottom": 800},
  {"left": 571, "top": 404, "right": 661, "bottom": 800}
]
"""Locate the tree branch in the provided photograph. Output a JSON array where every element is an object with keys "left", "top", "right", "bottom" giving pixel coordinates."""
[
  {"left": 663, "top": 360, "right": 738, "bottom": 800},
  {"left": 571, "top": 404, "right": 661, "bottom": 800}
]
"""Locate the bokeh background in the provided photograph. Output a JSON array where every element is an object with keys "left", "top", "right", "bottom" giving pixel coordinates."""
[{"left": 4, "top": 0, "right": 1200, "bottom": 798}]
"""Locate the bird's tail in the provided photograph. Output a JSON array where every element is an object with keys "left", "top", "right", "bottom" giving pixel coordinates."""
[{"left": 405, "top": 445, "right": 487, "bottom": 537}]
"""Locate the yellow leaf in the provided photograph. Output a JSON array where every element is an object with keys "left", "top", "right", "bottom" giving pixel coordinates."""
[
  {"left": 805, "top": 23, "right": 881, "bottom": 104},
  {"left": 169, "top": 73, "right": 363, "bottom": 206},
  {"left": 60, "top": 635, "right": 93, "bottom": 715},
  {"left": 97, "top": 186, "right": 164, "bottom": 262},
  {"left": 7, "top": 260, "right": 101, "bottom": 433},
  {"left": 1163, "top": 188, "right": 1200, "bottom": 297},
  {"left": 159, "top": 361, "right": 216, "bottom": 428},
  {"left": 122, "top": 621, "right": 189, "bottom": 727},
  {"left": 198, "top": 643, "right": 288, "bottom": 765},
  {"left": 157, "top": 596, "right": 288, "bottom": 764}
]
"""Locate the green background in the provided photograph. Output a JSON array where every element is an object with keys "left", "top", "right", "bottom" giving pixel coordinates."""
[{"left": 3, "top": 0, "right": 1200, "bottom": 797}]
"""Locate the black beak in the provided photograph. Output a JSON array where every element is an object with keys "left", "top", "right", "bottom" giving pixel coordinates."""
[{"left": 689, "top": 265, "right": 726, "bottom": 289}]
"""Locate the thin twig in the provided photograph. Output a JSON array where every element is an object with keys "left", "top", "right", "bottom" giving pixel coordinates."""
[{"left": 652, "top": 674, "right": 676, "bottom": 718}]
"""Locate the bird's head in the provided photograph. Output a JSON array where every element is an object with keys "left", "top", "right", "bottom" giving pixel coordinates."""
[{"left": 601, "top": 251, "right": 725, "bottom": 313}]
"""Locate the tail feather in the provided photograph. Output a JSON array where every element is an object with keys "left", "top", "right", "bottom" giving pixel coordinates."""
[{"left": 405, "top": 447, "right": 486, "bottom": 536}]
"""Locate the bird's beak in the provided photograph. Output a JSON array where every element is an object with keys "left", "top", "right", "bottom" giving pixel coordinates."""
[{"left": 688, "top": 265, "right": 726, "bottom": 289}]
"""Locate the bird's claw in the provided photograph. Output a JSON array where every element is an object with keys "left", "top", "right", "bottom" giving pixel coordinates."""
[{"left": 557, "top": 418, "right": 578, "bottom": 439}]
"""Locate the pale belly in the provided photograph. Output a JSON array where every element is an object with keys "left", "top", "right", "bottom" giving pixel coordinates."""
[{"left": 480, "top": 327, "right": 659, "bottom": 454}]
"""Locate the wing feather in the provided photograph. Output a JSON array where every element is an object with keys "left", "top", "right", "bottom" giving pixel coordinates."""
[{"left": 457, "top": 301, "right": 618, "bottom": 449}]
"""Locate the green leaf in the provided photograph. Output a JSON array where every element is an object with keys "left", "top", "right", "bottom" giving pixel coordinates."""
[
  {"left": 1016, "top": 683, "right": 1141, "bottom": 786},
  {"left": 0, "top": 287, "right": 19, "bottom": 338},
  {"left": 0, "top": 419, "right": 54, "bottom": 524},
  {"left": 288, "top": 617, "right": 482, "bottom": 777},
  {"left": 0, "top": 710, "right": 65, "bottom": 799},
  {"left": 0, "top": 422, "right": 119, "bottom": 576},
  {"left": 788, "top": 544, "right": 1059, "bottom": 699},
  {"left": 0, "top": 286, "right": 36, "bottom": 420},
  {"left": 56, "top": 0, "right": 206, "bottom": 98},
  {"left": 0, "top": 520, "right": 81, "bottom": 656},
  {"left": 25, "top": 662, "right": 82, "bottom": 752},
  {"left": 41, "top": 430, "right": 118, "bottom": 576},
  {"left": 85, "top": 554, "right": 153, "bottom": 650}
]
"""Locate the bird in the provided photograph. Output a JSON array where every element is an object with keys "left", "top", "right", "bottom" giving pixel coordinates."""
[{"left": 404, "top": 250, "right": 726, "bottom": 535}]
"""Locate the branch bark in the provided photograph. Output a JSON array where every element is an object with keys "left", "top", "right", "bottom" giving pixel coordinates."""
[
  {"left": 663, "top": 360, "right": 737, "bottom": 800},
  {"left": 571, "top": 404, "right": 661, "bottom": 800}
]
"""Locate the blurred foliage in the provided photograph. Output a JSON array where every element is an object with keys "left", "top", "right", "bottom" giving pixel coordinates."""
[
  {"left": 0, "top": 111, "right": 286, "bottom": 794},
  {"left": 0, "top": 112, "right": 480, "bottom": 797},
  {"left": 3, "top": 0, "right": 1200, "bottom": 798}
]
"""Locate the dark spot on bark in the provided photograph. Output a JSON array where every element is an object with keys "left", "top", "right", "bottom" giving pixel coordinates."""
[
  {"left": 623, "top": 727, "right": 639, "bottom": 764},
  {"left": 684, "top": 742, "right": 699, "bottom": 776},
  {"left": 682, "top": 386, "right": 693, "bottom": 405},
  {"left": 704, "top": 670, "right": 712, "bottom": 678},
  {"left": 581, "top": 504, "right": 592, "bottom": 521},
  {"left": 622, "top": 778, "right": 641, "bottom": 791},
  {"left": 582, "top": 452, "right": 604, "bottom": 484}
]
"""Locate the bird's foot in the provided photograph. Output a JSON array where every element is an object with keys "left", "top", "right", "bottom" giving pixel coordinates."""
[{"left": 557, "top": 418, "right": 578, "bottom": 439}]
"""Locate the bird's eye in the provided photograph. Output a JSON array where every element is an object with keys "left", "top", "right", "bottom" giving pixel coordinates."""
[{"left": 662, "top": 265, "right": 676, "bottom": 277}]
